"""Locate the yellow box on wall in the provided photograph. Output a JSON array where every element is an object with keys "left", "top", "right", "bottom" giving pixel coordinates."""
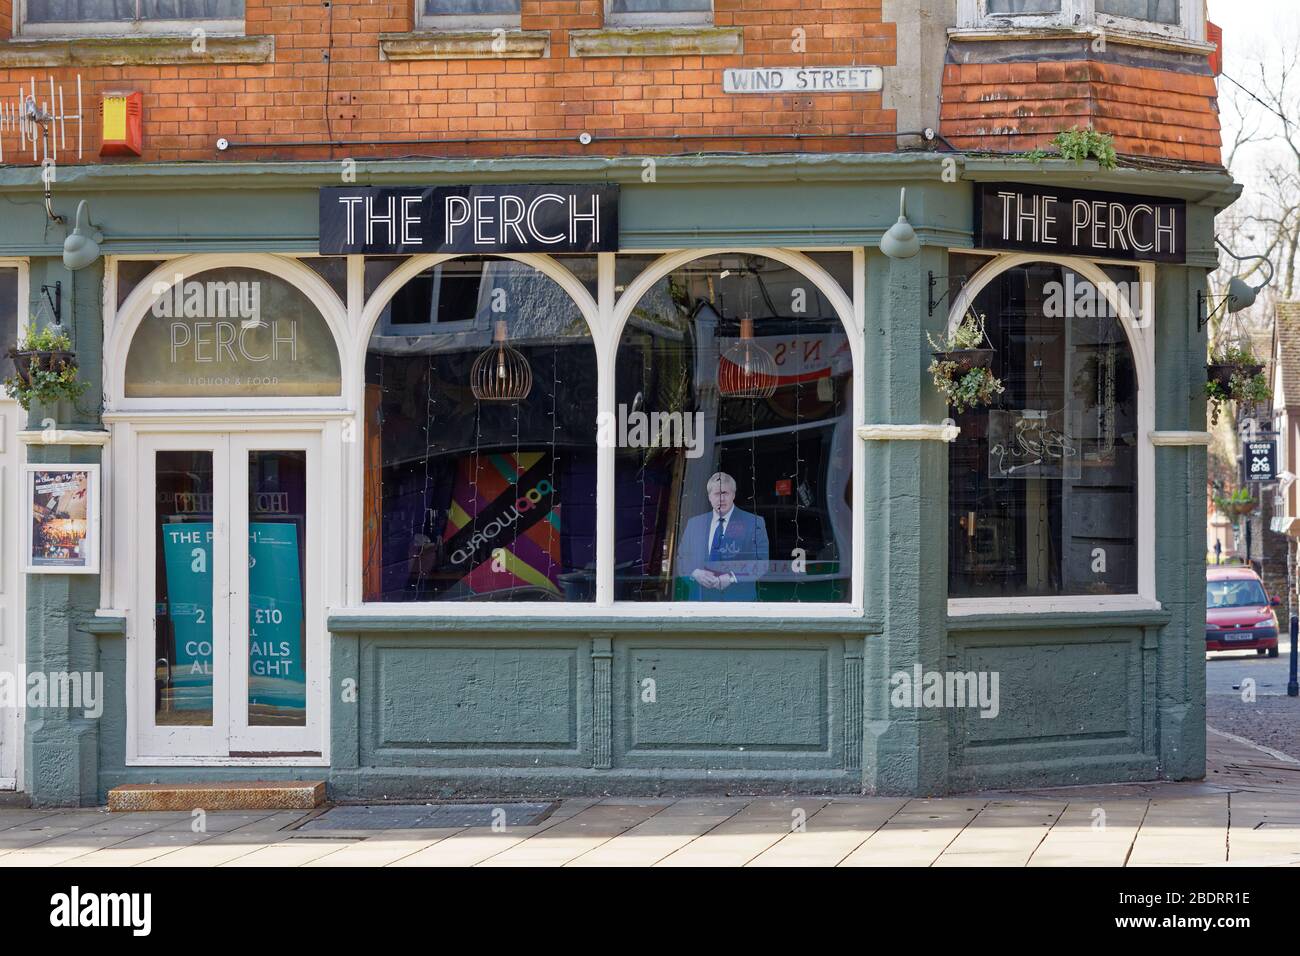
[{"left": 100, "top": 92, "right": 143, "bottom": 157}]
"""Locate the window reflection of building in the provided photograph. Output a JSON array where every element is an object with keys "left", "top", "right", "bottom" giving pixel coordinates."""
[
  {"left": 363, "top": 257, "right": 597, "bottom": 603},
  {"left": 948, "top": 260, "right": 1139, "bottom": 599},
  {"left": 615, "top": 254, "right": 854, "bottom": 604}
]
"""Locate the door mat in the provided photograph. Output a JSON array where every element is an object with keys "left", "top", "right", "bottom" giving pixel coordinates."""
[{"left": 296, "top": 801, "right": 556, "bottom": 831}]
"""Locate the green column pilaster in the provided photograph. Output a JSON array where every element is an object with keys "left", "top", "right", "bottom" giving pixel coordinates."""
[
  {"left": 861, "top": 246, "right": 952, "bottom": 795},
  {"left": 1152, "top": 263, "right": 1207, "bottom": 780},
  {"left": 23, "top": 258, "right": 106, "bottom": 806}
]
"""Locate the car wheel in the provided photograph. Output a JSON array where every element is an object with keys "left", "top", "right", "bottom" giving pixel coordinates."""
[
  {"left": 1258, "top": 648, "right": 1268, "bottom": 656},
  {"left": 1268, "top": 646, "right": 1280, "bottom": 658}
]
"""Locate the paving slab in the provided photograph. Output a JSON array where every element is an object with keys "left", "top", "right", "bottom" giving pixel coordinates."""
[
  {"left": 655, "top": 799, "right": 830, "bottom": 867},
  {"left": 478, "top": 803, "right": 667, "bottom": 867},
  {"left": 839, "top": 799, "right": 986, "bottom": 867}
]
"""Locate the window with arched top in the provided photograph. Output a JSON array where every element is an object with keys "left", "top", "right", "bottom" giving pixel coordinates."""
[
  {"left": 947, "top": 259, "right": 1141, "bottom": 599},
  {"left": 122, "top": 265, "right": 343, "bottom": 400},
  {"left": 613, "top": 253, "right": 855, "bottom": 604},
  {"left": 362, "top": 256, "right": 597, "bottom": 603}
]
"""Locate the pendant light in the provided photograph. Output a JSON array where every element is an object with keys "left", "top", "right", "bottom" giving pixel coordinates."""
[
  {"left": 470, "top": 319, "right": 532, "bottom": 402},
  {"left": 718, "top": 317, "right": 778, "bottom": 399}
]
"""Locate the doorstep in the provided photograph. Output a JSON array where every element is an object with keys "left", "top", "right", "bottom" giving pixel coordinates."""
[{"left": 108, "top": 780, "right": 326, "bottom": 812}]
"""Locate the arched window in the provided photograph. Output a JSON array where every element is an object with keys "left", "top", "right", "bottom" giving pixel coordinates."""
[
  {"left": 613, "top": 253, "right": 854, "bottom": 604},
  {"left": 363, "top": 256, "right": 597, "bottom": 602},
  {"left": 947, "top": 260, "right": 1140, "bottom": 599},
  {"left": 123, "top": 265, "right": 342, "bottom": 399}
]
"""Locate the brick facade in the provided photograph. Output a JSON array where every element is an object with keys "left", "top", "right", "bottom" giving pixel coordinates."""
[
  {"left": 0, "top": 1, "right": 897, "bottom": 164},
  {"left": 941, "top": 44, "right": 1222, "bottom": 164}
]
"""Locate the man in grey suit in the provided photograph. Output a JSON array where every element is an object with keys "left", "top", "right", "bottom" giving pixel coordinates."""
[{"left": 675, "top": 472, "right": 769, "bottom": 602}]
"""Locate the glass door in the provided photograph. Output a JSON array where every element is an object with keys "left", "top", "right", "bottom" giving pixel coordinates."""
[
  {"left": 228, "top": 434, "right": 321, "bottom": 755},
  {"left": 138, "top": 431, "right": 322, "bottom": 759}
]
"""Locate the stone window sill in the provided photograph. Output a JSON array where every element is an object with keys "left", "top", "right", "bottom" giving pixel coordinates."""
[
  {"left": 946, "top": 25, "right": 1215, "bottom": 56},
  {"left": 0, "top": 34, "right": 274, "bottom": 68},
  {"left": 569, "top": 26, "right": 743, "bottom": 58},
  {"left": 379, "top": 30, "right": 549, "bottom": 61}
]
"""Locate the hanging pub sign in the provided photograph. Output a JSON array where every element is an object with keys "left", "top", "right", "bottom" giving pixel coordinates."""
[
  {"left": 1243, "top": 439, "right": 1278, "bottom": 482},
  {"left": 319, "top": 184, "right": 619, "bottom": 255},
  {"left": 975, "top": 183, "right": 1186, "bottom": 264}
]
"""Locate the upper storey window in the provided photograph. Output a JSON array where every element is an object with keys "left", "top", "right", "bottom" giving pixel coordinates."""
[
  {"left": 962, "top": 0, "right": 1204, "bottom": 42},
  {"left": 606, "top": 0, "right": 712, "bottom": 27},
  {"left": 417, "top": 0, "right": 520, "bottom": 30},
  {"left": 21, "top": 1, "right": 244, "bottom": 37}
]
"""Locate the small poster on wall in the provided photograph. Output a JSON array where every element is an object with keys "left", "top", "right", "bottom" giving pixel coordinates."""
[{"left": 25, "top": 465, "right": 100, "bottom": 574}]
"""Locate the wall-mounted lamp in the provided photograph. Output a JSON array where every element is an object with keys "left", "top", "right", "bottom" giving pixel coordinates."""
[
  {"left": 62, "top": 200, "right": 103, "bottom": 272},
  {"left": 1198, "top": 237, "right": 1275, "bottom": 330},
  {"left": 879, "top": 187, "right": 921, "bottom": 260}
]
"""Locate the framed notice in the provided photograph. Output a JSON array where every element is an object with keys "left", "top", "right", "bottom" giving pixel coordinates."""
[{"left": 24, "top": 465, "right": 100, "bottom": 574}]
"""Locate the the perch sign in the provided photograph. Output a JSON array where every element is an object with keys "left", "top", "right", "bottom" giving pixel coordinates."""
[
  {"left": 976, "top": 183, "right": 1186, "bottom": 263},
  {"left": 320, "top": 185, "right": 619, "bottom": 255}
]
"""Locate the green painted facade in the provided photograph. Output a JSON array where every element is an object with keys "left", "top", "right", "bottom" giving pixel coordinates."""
[{"left": 0, "top": 153, "right": 1236, "bottom": 804}]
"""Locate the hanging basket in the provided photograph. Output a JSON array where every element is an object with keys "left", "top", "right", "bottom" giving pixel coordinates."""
[
  {"left": 932, "top": 348, "right": 995, "bottom": 376},
  {"left": 8, "top": 348, "right": 77, "bottom": 389},
  {"left": 1207, "top": 362, "right": 1263, "bottom": 389},
  {"left": 1224, "top": 500, "right": 1256, "bottom": 518}
]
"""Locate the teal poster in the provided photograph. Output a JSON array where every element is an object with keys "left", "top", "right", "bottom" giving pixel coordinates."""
[
  {"left": 161, "top": 522, "right": 215, "bottom": 711},
  {"left": 248, "top": 521, "right": 307, "bottom": 714}
]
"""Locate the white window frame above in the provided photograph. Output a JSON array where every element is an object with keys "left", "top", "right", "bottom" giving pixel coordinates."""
[
  {"left": 957, "top": 0, "right": 1204, "bottom": 43},
  {"left": 604, "top": 0, "right": 713, "bottom": 29},
  {"left": 17, "top": 0, "right": 243, "bottom": 38},
  {"left": 944, "top": 251, "right": 1161, "bottom": 617},
  {"left": 415, "top": 0, "right": 520, "bottom": 32}
]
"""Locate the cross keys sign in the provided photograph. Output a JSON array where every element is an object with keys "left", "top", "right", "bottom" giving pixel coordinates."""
[{"left": 1243, "top": 439, "right": 1278, "bottom": 483}]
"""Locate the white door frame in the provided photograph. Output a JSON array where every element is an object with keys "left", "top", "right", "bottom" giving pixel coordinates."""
[
  {"left": 0, "top": 258, "right": 28, "bottom": 790},
  {"left": 113, "top": 414, "right": 341, "bottom": 766}
]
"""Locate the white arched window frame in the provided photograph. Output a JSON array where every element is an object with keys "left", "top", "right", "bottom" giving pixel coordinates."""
[
  {"left": 944, "top": 251, "right": 1160, "bottom": 616},
  {"left": 955, "top": 0, "right": 1208, "bottom": 45},
  {"left": 349, "top": 248, "right": 866, "bottom": 618},
  {"left": 101, "top": 254, "right": 352, "bottom": 634},
  {"left": 105, "top": 254, "right": 351, "bottom": 413}
]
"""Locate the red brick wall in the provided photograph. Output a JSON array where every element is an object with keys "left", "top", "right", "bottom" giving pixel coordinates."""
[
  {"left": 0, "top": 0, "right": 897, "bottom": 164},
  {"left": 941, "top": 57, "right": 1222, "bottom": 165}
]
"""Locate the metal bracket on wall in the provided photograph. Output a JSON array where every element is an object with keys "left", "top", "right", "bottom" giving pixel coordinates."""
[
  {"left": 40, "top": 281, "right": 61, "bottom": 325},
  {"left": 1196, "top": 288, "right": 1229, "bottom": 331},
  {"left": 928, "top": 271, "right": 968, "bottom": 317}
]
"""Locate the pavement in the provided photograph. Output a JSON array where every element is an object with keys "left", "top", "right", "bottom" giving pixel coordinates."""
[
  {"left": 1206, "top": 638, "right": 1300, "bottom": 761},
  {"left": 1, "top": 728, "right": 1297, "bottom": 867}
]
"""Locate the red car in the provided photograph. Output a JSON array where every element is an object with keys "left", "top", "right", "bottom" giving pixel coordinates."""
[{"left": 1206, "top": 567, "right": 1281, "bottom": 657}]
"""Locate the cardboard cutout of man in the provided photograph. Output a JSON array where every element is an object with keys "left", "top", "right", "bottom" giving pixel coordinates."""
[{"left": 675, "top": 471, "right": 769, "bottom": 601}]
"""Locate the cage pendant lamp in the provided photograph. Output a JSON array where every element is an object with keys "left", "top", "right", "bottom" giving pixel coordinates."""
[
  {"left": 718, "top": 317, "right": 778, "bottom": 399},
  {"left": 470, "top": 320, "right": 533, "bottom": 402}
]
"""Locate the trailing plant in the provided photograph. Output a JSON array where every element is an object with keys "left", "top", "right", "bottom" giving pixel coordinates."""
[
  {"left": 1213, "top": 486, "right": 1256, "bottom": 520},
  {"left": 3, "top": 325, "right": 89, "bottom": 412},
  {"left": 1026, "top": 127, "right": 1119, "bottom": 170},
  {"left": 1205, "top": 341, "right": 1270, "bottom": 426},
  {"left": 927, "top": 310, "right": 1004, "bottom": 414}
]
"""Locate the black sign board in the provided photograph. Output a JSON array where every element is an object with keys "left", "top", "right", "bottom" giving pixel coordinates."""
[
  {"left": 975, "top": 183, "right": 1186, "bottom": 264},
  {"left": 319, "top": 184, "right": 619, "bottom": 255},
  {"left": 1243, "top": 439, "right": 1278, "bottom": 482}
]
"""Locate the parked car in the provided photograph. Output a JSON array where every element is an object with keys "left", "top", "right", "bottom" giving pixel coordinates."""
[{"left": 1206, "top": 567, "right": 1281, "bottom": 657}]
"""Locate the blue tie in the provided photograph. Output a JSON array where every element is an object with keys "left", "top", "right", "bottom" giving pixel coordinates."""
[{"left": 709, "top": 517, "right": 726, "bottom": 561}]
